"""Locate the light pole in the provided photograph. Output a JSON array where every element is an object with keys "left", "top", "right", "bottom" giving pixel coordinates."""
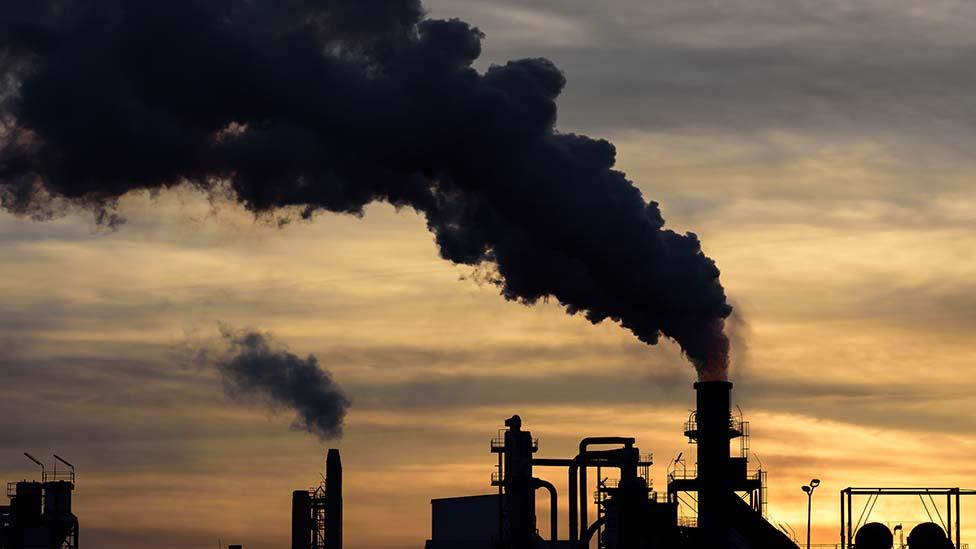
[{"left": 801, "top": 478, "right": 820, "bottom": 549}]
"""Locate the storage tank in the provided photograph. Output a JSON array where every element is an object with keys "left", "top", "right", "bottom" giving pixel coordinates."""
[
  {"left": 13, "top": 482, "right": 42, "bottom": 526},
  {"left": 43, "top": 481, "right": 73, "bottom": 516},
  {"left": 908, "top": 522, "right": 952, "bottom": 549},
  {"left": 855, "top": 522, "right": 893, "bottom": 549}
]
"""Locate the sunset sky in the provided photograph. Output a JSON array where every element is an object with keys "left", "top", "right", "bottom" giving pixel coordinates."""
[{"left": 2, "top": 1, "right": 976, "bottom": 548}]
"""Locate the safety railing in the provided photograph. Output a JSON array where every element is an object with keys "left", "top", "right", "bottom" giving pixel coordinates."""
[
  {"left": 668, "top": 466, "right": 698, "bottom": 481},
  {"left": 42, "top": 470, "right": 75, "bottom": 484},
  {"left": 490, "top": 437, "right": 539, "bottom": 451},
  {"left": 490, "top": 470, "right": 503, "bottom": 485},
  {"left": 677, "top": 516, "right": 697, "bottom": 528},
  {"left": 684, "top": 414, "right": 745, "bottom": 438}
]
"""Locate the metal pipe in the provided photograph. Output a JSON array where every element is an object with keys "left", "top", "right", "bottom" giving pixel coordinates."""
[
  {"left": 533, "top": 478, "right": 558, "bottom": 542},
  {"left": 498, "top": 450, "right": 504, "bottom": 543},
  {"left": 581, "top": 516, "right": 607, "bottom": 549},
  {"left": 532, "top": 458, "right": 575, "bottom": 466},
  {"left": 533, "top": 451, "right": 634, "bottom": 544},
  {"left": 578, "top": 437, "right": 635, "bottom": 454},
  {"left": 569, "top": 464, "right": 578, "bottom": 541},
  {"left": 580, "top": 464, "right": 587, "bottom": 541},
  {"left": 577, "top": 438, "right": 634, "bottom": 540}
]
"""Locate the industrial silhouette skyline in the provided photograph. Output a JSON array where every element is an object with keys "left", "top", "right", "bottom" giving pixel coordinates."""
[
  {"left": 5, "top": 382, "right": 970, "bottom": 548},
  {"left": 1, "top": 0, "right": 975, "bottom": 547}
]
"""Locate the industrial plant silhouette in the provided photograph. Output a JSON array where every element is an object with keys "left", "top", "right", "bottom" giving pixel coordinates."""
[{"left": 2, "top": 381, "right": 969, "bottom": 549}]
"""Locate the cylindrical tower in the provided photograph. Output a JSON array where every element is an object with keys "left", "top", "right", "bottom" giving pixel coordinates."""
[
  {"left": 43, "top": 480, "right": 78, "bottom": 548},
  {"left": 291, "top": 490, "right": 312, "bottom": 549},
  {"left": 694, "top": 380, "right": 733, "bottom": 548},
  {"left": 325, "top": 449, "right": 342, "bottom": 549},
  {"left": 502, "top": 415, "right": 536, "bottom": 547}
]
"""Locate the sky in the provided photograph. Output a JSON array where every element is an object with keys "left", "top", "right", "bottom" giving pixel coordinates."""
[{"left": 1, "top": 0, "right": 976, "bottom": 548}]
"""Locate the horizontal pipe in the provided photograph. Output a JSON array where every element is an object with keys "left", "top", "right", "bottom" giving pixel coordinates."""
[{"left": 579, "top": 437, "right": 634, "bottom": 454}]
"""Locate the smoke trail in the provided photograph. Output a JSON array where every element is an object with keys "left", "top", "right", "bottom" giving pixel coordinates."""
[
  {"left": 0, "top": 0, "right": 732, "bottom": 377},
  {"left": 212, "top": 327, "right": 350, "bottom": 440}
]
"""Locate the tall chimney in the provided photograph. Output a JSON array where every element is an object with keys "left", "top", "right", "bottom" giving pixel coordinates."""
[
  {"left": 325, "top": 449, "right": 342, "bottom": 549},
  {"left": 694, "top": 380, "right": 733, "bottom": 547},
  {"left": 325, "top": 448, "right": 342, "bottom": 549}
]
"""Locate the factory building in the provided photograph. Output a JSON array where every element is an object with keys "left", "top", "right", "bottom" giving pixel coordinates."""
[
  {"left": 423, "top": 380, "right": 974, "bottom": 548},
  {"left": 425, "top": 381, "right": 798, "bottom": 549},
  {"left": 0, "top": 455, "right": 78, "bottom": 549},
  {"left": 2, "top": 388, "right": 970, "bottom": 549}
]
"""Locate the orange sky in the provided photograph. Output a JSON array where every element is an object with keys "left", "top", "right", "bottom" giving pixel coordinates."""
[{"left": 2, "top": 1, "right": 976, "bottom": 548}]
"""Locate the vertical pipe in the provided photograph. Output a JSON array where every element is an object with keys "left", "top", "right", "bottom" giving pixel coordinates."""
[
  {"left": 569, "top": 465, "right": 578, "bottom": 542},
  {"left": 497, "top": 450, "right": 503, "bottom": 542},
  {"left": 596, "top": 464, "right": 602, "bottom": 549},
  {"left": 533, "top": 479, "right": 558, "bottom": 542},
  {"left": 580, "top": 465, "right": 588, "bottom": 541},
  {"left": 575, "top": 437, "right": 633, "bottom": 544}
]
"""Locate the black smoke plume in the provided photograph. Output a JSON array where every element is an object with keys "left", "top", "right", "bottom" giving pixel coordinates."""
[
  {"left": 0, "top": 0, "right": 732, "bottom": 376},
  {"left": 210, "top": 327, "right": 350, "bottom": 440}
]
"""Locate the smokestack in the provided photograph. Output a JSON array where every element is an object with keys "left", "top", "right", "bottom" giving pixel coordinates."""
[
  {"left": 325, "top": 449, "right": 342, "bottom": 549},
  {"left": 693, "top": 380, "right": 733, "bottom": 547},
  {"left": 291, "top": 490, "right": 312, "bottom": 549}
]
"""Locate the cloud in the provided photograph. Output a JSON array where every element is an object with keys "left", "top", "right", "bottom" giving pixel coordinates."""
[{"left": 428, "top": 0, "right": 976, "bottom": 146}]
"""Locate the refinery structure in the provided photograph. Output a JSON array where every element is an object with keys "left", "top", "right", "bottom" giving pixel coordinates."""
[
  {"left": 424, "top": 380, "right": 795, "bottom": 549},
  {"left": 417, "top": 380, "right": 971, "bottom": 549},
  {"left": 2, "top": 381, "right": 972, "bottom": 549},
  {"left": 0, "top": 455, "right": 78, "bottom": 549}
]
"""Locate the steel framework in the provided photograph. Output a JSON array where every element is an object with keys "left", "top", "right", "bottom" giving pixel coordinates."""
[{"left": 840, "top": 487, "right": 976, "bottom": 549}]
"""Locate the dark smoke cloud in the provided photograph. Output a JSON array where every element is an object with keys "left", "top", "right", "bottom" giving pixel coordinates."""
[
  {"left": 209, "top": 327, "right": 350, "bottom": 440},
  {"left": 0, "top": 0, "right": 731, "bottom": 375}
]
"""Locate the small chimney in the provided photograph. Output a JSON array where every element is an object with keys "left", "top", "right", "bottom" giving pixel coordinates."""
[
  {"left": 291, "top": 490, "right": 312, "bottom": 549},
  {"left": 694, "top": 380, "right": 733, "bottom": 547}
]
